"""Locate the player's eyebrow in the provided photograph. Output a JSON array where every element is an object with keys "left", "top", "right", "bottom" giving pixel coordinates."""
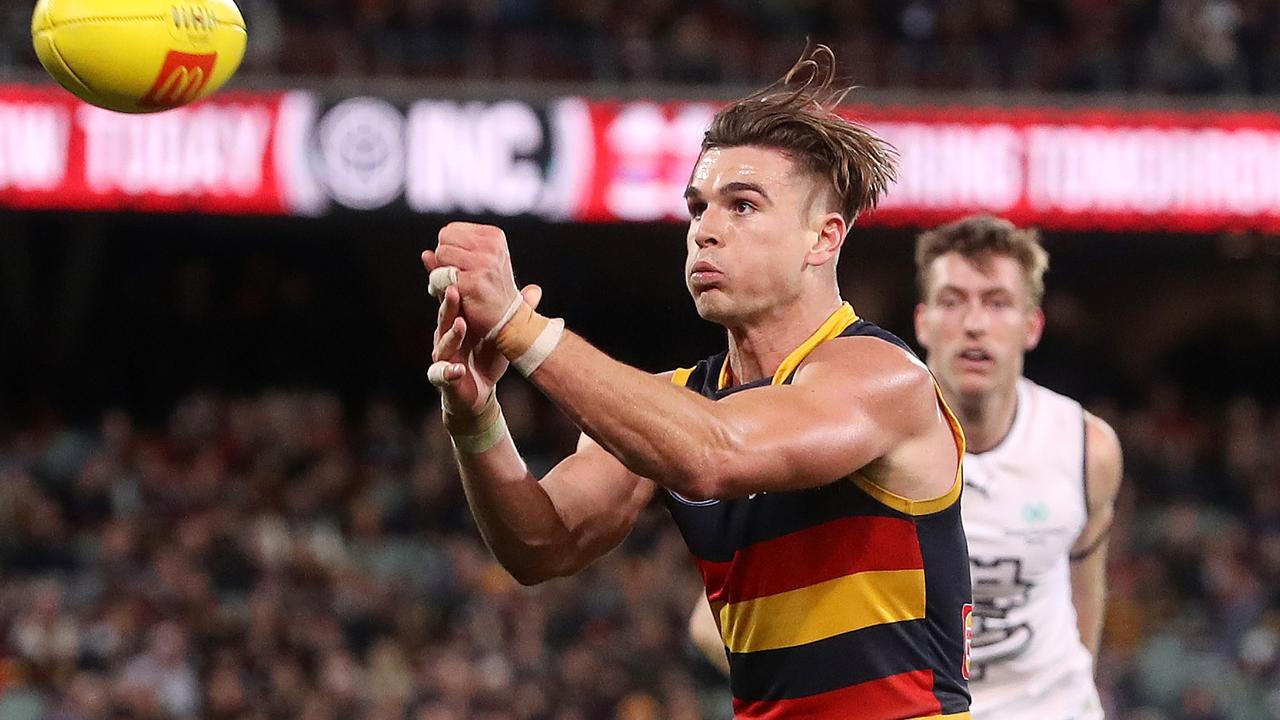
[
  {"left": 683, "top": 182, "right": 771, "bottom": 202},
  {"left": 719, "top": 181, "right": 770, "bottom": 201}
]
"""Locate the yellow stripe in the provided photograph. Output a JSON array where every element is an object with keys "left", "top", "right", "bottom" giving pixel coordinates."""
[
  {"left": 718, "top": 568, "right": 925, "bottom": 653},
  {"left": 851, "top": 380, "right": 967, "bottom": 516},
  {"left": 671, "top": 367, "right": 694, "bottom": 387},
  {"left": 717, "top": 354, "right": 732, "bottom": 391},
  {"left": 717, "top": 302, "right": 860, "bottom": 390},
  {"left": 913, "top": 713, "right": 971, "bottom": 720}
]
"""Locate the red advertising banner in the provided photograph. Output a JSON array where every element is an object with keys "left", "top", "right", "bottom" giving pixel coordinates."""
[
  {"left": 4, "top": 82, "right": 1280, "bottom": 233},
  {"left": 0, "top": 84, "right": 306, "bottom": 215},
  {"left": 856, "top": 104, "right": 1280, "bottom": 234},
  {"left": 576, "top": 100, "right": 1280, "bottom": 233}
]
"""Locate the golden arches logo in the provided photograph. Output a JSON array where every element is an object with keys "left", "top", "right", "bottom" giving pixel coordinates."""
[{"left": 140, "top": 51, "right": 218, "bottom": 109}]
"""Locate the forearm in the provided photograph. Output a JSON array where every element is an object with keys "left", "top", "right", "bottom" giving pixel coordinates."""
[
  {"left": 447, "top": 410, "right": 575, "bottom": 584},
  {"left": 1071, "top": 547, "right": 1109, "bottom": 659},
  {"left": 526, "top": 332, "right": 735, "bottom": 499}
]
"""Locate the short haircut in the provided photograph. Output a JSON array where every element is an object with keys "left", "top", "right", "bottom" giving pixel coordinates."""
[
  {"left": 701, "top": 44, "right": 898, "bottom": 225},
  {"left": 915, "top": 215, "right": 1050, "bottom": 306}
]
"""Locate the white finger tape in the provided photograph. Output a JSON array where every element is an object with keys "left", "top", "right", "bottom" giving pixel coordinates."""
[
  {"left": 427, "top": 361, "right": 452, "bottom": 387},
  {"left": 428, "top": 266, "right": 459, "bottom": 299}
]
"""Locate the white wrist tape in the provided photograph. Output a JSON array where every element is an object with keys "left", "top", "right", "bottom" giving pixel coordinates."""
[
  {"left": 511, "top": 317, "right": 565, "bottom": 376},
  {"left": 450, "top": 411, "right": 509, "bottom": 455},
  {"left": 484, "top": 294, "right": 526, "bottom": 343}
]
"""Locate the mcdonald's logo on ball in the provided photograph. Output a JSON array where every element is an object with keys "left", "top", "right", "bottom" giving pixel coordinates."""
[{"left": 140, "top": 51, "right": 218, "bottom": 109}]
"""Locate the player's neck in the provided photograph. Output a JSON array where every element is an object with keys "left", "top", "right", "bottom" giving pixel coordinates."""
[
  {"left": 723, "top": 296, "right": 844, "bottom": 385},
  {"left": 955, "top": 382, "right": 1020, "bottom": 454}
]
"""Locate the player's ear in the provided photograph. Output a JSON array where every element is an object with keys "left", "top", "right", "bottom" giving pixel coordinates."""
[
  {"left": 806, "top": 211, "right": 847, "bottom": 267},
  {"left": 1024, "top": 305, "right": 1045, "bottom": 351}
]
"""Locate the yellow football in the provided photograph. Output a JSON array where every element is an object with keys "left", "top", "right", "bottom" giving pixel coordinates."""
[{"left": 31, "top": 0, "right": 247, "bottom": 114}]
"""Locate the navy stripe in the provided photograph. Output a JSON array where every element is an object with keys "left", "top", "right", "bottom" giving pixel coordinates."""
[
  {"left": 915, "top": 502, "right": 973, "bottom": 713},
  {"left": 663, "top": 479, "right": 907, "bottom": 563},
  {"left": 728, "top": 619, "right": 935, "bottom": 701},
  {"left": 838, "top": 319, "right": 914, "bottom": 354},
  {"left": 1080, "top": 409, "right": 1090, "bottom": 516}
]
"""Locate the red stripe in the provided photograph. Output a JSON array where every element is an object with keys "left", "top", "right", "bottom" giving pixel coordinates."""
[
  {"left": 698, "top": 558, "right": 733, "bottom": 603},
  {"left": 695, "top": 516, "right": 922, "bottom": 604},
  {"left": 733, "top": 669, "right": 941, "bottom": 720}
]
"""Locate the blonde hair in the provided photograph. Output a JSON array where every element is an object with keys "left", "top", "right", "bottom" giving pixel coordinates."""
[{"left": 915, "top": 215, "right": 1050, "bottom": 306}]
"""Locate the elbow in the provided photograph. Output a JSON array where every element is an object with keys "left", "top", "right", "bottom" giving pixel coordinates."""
[
  {"left": 501, "top": 543, "right": 583, "bottom": 584},
  {"left": 508, "top": 566, "right": 554, "bottom": 587},
  {"left": 503, "top": 557, "right": 566, "bottom": 587},
  {"left": 669, "top": 446, "right": 744, "bottom": 502},
  {"left": 493, "top": 546, "right": 571, "bottom": 587}
]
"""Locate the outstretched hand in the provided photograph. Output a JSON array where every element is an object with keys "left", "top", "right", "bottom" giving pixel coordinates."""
[
  {"left": 425, "top": 222, "right": 525, "bottom": 339},
  {"left": 424, "top": 246, "right": 542, "bottom": 416}
]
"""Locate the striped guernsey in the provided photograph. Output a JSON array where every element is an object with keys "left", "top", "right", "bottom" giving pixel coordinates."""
[{"left": 667, "top": 304, "right": 973, "bottom": 719}]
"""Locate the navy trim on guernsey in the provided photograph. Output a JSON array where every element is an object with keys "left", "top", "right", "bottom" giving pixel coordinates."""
[
  {"left": 1081, "top": 410, "right": 1090, "bottom": 516},
  {"left": 666, "top": 319, "right": 972, "bottom": 719}
]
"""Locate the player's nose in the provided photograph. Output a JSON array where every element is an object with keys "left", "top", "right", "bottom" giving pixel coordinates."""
[
  {"left": 693, "top": 209, "right": 726, "bottom": 248},
  {"left": 962, "top": 305, "right": 989, "bottom": 335}
]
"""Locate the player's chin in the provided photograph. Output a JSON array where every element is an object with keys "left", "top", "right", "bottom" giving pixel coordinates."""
[
  {"left": 691, "top": 289, "right": 733, "bottom": 322},
  {"left": 954, "top": 373, "right": 999, "bottom": 399}
]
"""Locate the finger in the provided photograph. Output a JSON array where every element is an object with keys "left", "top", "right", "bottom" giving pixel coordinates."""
[
  {"left": 437, "top": 223, "right": 478, "bottom": 252},
  {"left": 422, "top": 249, "right": 438, "bottom": 272},
  {"left": 436, "top": 284, "right": 460, "bottom": 335},
  {"left": 433, "top": 317, "right": 467, "bottom": 362},
  {"left": 426, "top": 361, "right": 467, "bottom": 387},
  {"left": 520, "top": 284, "right": 543, "bottom": 312},
  {"left": 434, "top": 244, "right": 478, "bottom": 271},
  {"left": 428, "top": 266, "right": 458, "bottom": 300},
  {"left": 426, "top": 360, "right": 451, "bottom": 387},
  {"left": 438, "top": 222, "right": 498, "bottom": 250}
]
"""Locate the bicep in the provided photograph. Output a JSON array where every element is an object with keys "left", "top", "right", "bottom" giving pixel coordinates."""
[
  {"left": 1072, "top": 414, "right": 1123, "bottom": 557},
  {"left": 538, "top": 434, "right": 656, "bottom": 573},
  {"left": 707, "top": 341, "right": 939, "bottom": 496}
]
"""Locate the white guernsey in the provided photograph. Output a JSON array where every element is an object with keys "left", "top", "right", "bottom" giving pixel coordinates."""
[
  {"left": 962, "top": 378, "right": 1101, "bottom": 718},
  {"left": 912, "top": 215, "right": 1122, "bottom": 720}
]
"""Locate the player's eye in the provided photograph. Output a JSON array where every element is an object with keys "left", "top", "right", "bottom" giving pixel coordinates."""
[
  {"left": 687, "top": 202, "right": 705, "bottom": 219},
  {"left": 732, "top": 200, "right": 756, "bottom": 215}
]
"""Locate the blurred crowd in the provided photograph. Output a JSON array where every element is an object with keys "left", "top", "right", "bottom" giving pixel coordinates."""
[
  {"left": 0, "top": 383, "right": 723, "bottom": 720},
  {"left": 1, "top": 375, "right": 1280, "bottom": 719},
  {"left": 5, "top": 0, "right": 1280, "bottom": 94}
]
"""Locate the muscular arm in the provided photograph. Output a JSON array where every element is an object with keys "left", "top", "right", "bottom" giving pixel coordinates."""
[
  {"left": 424, "top": 255, "right": 656, "bottom": 587},
  {"left": 526, "top": 331, "right": 954, "bottom": 502},
  {"left": 456, "top": 423, "right": 655, "bottom": 586},
  {"left": 1070, "top": 412, "right": 1123, "bottom": 659}
]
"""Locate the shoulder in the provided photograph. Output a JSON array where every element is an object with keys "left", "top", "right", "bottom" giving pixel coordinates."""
[
  {"left": 795, "top": 333, "right": 930, "bottom": 387},
  {"left": 791, "top": 335, "right": 937, "bottom": 421},
  {"left": 1020, "top": 377, "right": 1083, "bottom": 416},
  {"left": 1084, "top": 412, "right": 1123, "bottom": 508}
]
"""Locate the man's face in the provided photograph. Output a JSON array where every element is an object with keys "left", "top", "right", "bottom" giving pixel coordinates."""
[
  {"left": 915, "top": 252, "right": 1044, "bottom": 402},
  {"left": 682, "top": 145, "right": 838, "bottom": 324}
]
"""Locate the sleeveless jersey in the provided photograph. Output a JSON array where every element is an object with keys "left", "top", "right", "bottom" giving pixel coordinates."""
[
  {"left": 666, "top": 304, "right": 973, "bottom": 720},
  {"left": 961, "top": 377, "right": 1101, "bottom": 719}
]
